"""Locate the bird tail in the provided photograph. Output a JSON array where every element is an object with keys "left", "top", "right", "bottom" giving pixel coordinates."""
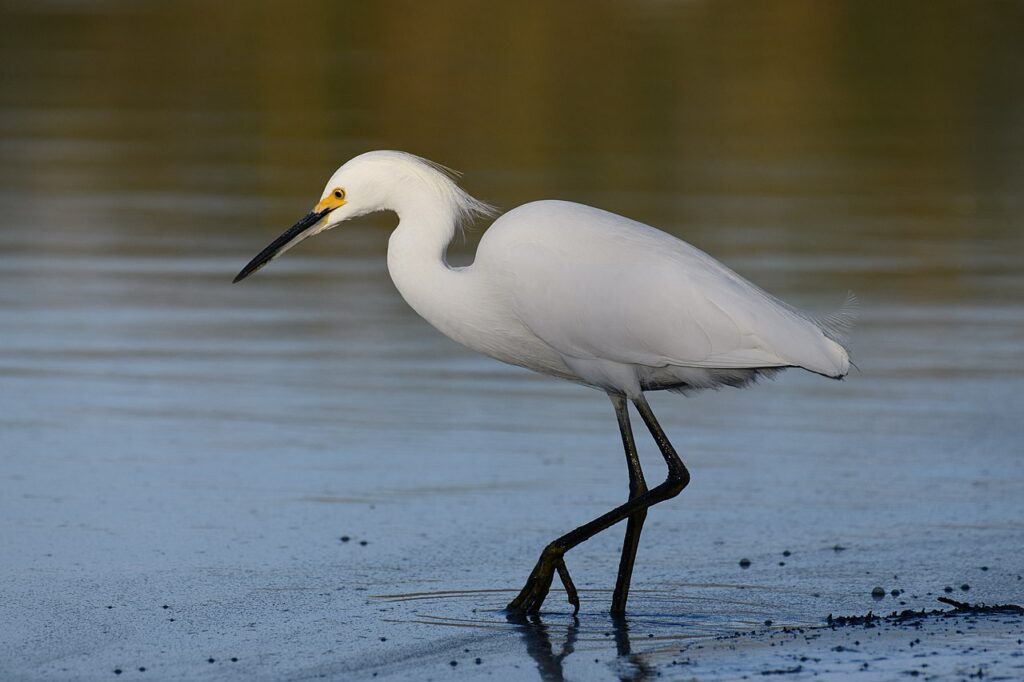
[
  {"left": 796, "top": 291, "right": 858, "bottom": 379},
  {"left": 810, "top": 291, "right": 859, "bottom": 347}
]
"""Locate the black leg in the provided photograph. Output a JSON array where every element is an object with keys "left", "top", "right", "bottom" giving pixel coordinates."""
[
  {"left": 507, "top": 394, "right": 690, "bottom": 615},
  {"left": 610, "top": 393, "right": 648, "bottom": 616}
]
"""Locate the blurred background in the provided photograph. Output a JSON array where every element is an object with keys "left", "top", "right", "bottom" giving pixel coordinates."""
[{"left": 2, "top": 1, "right": 1023, "bottom": 679}]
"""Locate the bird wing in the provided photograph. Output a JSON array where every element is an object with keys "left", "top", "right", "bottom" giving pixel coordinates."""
[{"left": 483, "top": 201, "right": 847, "bottom": 377}]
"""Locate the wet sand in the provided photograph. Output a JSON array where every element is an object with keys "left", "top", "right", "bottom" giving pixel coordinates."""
[
  {"left": 1, "top": 253, "right": 1022, "bottom": 679},
  {"left": 2, "top": 175, "right": 1023, "bottom": 682}
]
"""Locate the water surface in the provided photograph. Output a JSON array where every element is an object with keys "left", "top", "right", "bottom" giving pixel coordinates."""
[{"left": 1, "top": 1, "right": 1023, "bottom": 679}]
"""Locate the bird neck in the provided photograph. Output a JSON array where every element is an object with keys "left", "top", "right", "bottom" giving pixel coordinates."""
[{"left": 386, "top": 198, "right": 478, "bottom": 345}]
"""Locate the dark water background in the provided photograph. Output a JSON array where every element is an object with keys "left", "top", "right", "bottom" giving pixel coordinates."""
[{"left": 2, "top": 1, "right": 1022, "bottom": 679}]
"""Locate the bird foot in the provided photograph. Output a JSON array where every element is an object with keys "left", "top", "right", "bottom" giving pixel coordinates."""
[{"left": 506, "top": 545, "right": 580, "bottom": 615}]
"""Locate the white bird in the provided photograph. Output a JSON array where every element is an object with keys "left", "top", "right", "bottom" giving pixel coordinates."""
[{"left": 234, "top": 150, "right": 854, "bottom": 616}]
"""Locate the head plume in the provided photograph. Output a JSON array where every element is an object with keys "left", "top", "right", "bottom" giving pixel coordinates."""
[{"left": 329, "top": 150, "right": 499, "bottom": 232}]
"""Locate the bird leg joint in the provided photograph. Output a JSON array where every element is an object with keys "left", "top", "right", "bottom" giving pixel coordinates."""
[
  {"left": 543, "top": 542, "right": 566, "bottom": 559},
  {"left": 664, "top": 467, "right": 690, "bottom": 498}
]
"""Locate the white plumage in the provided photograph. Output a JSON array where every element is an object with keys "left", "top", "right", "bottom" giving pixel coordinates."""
[
  {"left": 470, "top": 199, "right": 852, "bottom": 394},
  {"left": 295, "top": 150, "right": 853, "bottom": 399},
  {"left": 234, "top": 149, "right": 854, "bottom": 616}
]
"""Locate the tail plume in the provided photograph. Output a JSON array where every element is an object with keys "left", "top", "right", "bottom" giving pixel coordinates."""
[{"left": 812, "top": 291, "right": 858, "bottom": 346}]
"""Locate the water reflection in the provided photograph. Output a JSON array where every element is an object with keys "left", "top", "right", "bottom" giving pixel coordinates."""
[
  {"left": 506, "top": 613, "right": 579, "bottom": 682},
  {"left": 508, "top": 613, "right": 654, "bottom": 682},
  {"left": 3, "top": 1, "right": 1022, "bottom": 294},
  {"left": 610, "top": 617, "right": 656, "bottom": 682}
]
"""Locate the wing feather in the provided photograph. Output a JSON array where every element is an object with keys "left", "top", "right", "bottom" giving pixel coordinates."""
[{"left": 480, "top": 201, "right": 847, "bottom": 376}]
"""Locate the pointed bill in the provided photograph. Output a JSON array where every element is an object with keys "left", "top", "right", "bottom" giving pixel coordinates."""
[{"left": 233, "top": 208, "right": 330, "bottom": 283}]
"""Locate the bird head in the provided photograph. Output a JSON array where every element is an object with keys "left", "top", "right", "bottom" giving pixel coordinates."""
[
  {"left": 233, "top": 150, "right": 496, "bottom": 284},
  {"left": 231, "top": 155, "right": 388, "bottom": 284}
]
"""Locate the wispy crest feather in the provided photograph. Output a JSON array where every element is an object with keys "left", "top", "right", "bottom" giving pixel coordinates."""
[{"left": 381, "top": 151, "right": 500, "bottom": 232}]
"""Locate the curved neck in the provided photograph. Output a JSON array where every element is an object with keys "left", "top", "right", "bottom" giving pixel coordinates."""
[
  {"left": 388, "top": 191, "right": 459, "bottom": 265},
  {"left": 386, "top": 198, "right": 478, "bottom": 346}
]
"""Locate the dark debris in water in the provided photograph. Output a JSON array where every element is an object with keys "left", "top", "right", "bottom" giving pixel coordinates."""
[
  {"left": 827, "top": 611, "right": 881, "bottom": 627},
  {"left": 761, "top": 664, "right": 802, "bottom": 675},
  {"left": 936, "top": 596, "right": 1024, "bottom": 615},
  {"left": 828, "top": 597, "right": 1024, "bottom": 628}
]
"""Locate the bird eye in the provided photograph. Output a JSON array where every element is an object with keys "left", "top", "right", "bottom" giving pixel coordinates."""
[{"left": 333, "top": 188, "right": 345, "bottom": 200}]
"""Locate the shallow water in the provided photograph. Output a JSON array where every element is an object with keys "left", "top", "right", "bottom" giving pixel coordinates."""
[{"left": 2, "top": 1, "right": 1023, "bottom": 679}]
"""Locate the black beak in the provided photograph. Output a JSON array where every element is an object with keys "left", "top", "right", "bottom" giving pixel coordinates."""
[{"left": 233, "top": 208, "right": 331, "bottom": 283}]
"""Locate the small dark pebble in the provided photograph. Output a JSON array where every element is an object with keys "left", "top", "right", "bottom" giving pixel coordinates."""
[
  {"left": 739, "top": 558, "right": 751, "bottom": 568},
  {"left": 208, "top": 658, "right": 215, "bottom": 663},
  {"left": 230, "top": 658, "right": 238, "bottom": 663},
  {"left": 475, "top": 658, "right": 482, "bottom": 665},
  {"left": 380, "top": 637, "right": 387, "bottom": 642},
  {"left": 114, "top": 670, "right": 122, "bottom": 676},
  {"left": 340, "top": 536, "right": 350, "bottom": 542},
  {"left": 778, "top": 561, "right": 785, "bottom": 566},
  {"left": 161, "top": 605, "right": 169, "bottom": 609},
  {"left": 449, "top": 660, "right": 457, "bottom": 667},
  {"left": 980, "top": 566, "right": 988, "bottom": 571},
  {"left": 871, "top": 587, "right": 885, "bottom": 599},
  {"left": 106, "top": 606, "right": 113, "bottom": 610},
  {"left": 832, "top": 544, "right": 847, "bottom": 552},
  {"left": 961, "top": 584, "right": 970, "bottom": 591},
  {"left": 764, "top": 620, "right": 773, "bottom": 626},
  {"left": 891, "top": 589, "right": 900, "bottom": 597},
  {"left": 944, "top": 586, "right": 954, "bottom": 593},
  {"left": 782, "top": 550, "right": 791, "bottom": 557},
  {"left": 359, "top": 540, "right": 368, "bottom": 546},
  {"left": 138, "top": 667, "right": 146, "bottom": 672}
]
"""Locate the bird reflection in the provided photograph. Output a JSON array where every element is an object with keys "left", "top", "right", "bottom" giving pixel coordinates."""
[
  {"left": 506, "top": 613, "right": 654, "bottom": 682},
  {"left": 611, "top": 616, "right": 655, "bottom": 682},
  {"left": 506, "top": 612, "right": 578, "bottom": 681}
]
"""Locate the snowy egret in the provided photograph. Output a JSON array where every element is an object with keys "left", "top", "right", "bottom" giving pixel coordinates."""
[{"left": 234, "top": 150, "right": 854, "bottom": 616}]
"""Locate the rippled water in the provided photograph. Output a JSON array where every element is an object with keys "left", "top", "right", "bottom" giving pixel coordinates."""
[{"left": 2, "top": 1, "right": 1023, "bottom": 679}]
